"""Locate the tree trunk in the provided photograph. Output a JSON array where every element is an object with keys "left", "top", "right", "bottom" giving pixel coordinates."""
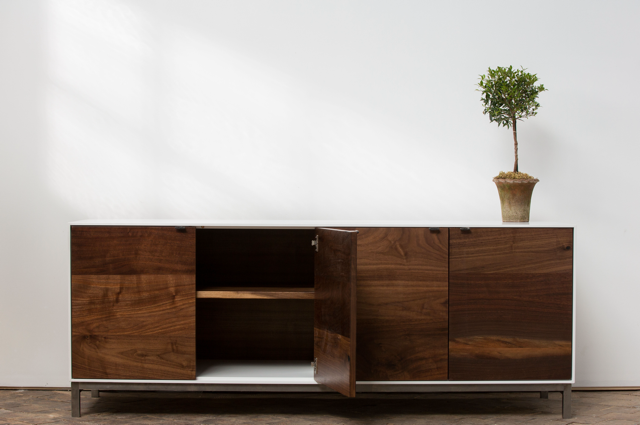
[{"left": 512, "top": 118, "right": 518, "bottom": 173}]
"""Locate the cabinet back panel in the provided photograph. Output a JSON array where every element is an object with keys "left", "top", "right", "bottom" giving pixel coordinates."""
[
  {"left": 354, "top": 228, "right": 449, "bottom": 381},
  {"left": 197, "top": 299, "right": 314, "bottom": 360},
  {"left": 196, "top": 229, "right": 315, "bottom": 288},
  {"left": 449, "top": 227, "right": 573, "bottom": 381}
]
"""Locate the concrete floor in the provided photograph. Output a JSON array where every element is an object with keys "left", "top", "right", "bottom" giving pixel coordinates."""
[{"left": 1, "top": 389, "right": 639, "bottom": 424}]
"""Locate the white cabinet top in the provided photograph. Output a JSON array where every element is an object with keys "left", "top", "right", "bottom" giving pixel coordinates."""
[{"left": 69, "top": 219, "right": 573, "bottom": 228}]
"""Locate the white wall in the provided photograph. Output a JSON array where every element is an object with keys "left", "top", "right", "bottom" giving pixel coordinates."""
[{"left": 1, "top": 0, "right": 639, "bottom": 387}]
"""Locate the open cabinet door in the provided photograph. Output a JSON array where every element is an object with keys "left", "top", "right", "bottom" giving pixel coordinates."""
[{"left": 313, "top": 228, "right": 357, "bottom": 397}]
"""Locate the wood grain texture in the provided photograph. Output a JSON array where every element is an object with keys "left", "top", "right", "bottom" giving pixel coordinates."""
[
  {"left": 449, "top": 227, "right": 573, "bottom": 381},
  {"left": 314, "top": 228, "right": 357, "bottom": 397},
  {"left": 314, "top": 328, "right": 353, "bottom": 396},
  {"left": 449, "top": 273, "right": 573, "bottom": 341},
  {"left": 71, "top": 226, "right": 196, "bottom": 275},
  {"left": 196, "top": 287, "right": 314, "bottom": 299},
  {"left": 196, "top": 229, "right": 315, "bottom": 288},
  {"left": 449, "top": 227, "right": 573, "bottom": 274},
  {"left": 354, "top": 228, "right": 449, "bottom": 381},
  {"left": 450, "top": 336, "right": 572, "bottom": 359},
  {"left": 197, "top": 299, "right": 313, "bottom": 360},
  {"left": 71, "top": 226, "right": 196, "bottom": 380},
  {"left": 72, "top": 335, "right": 195, "bottom": 380},
  {"left": 72, "top": 275, "right": 195, "bottom": 336}
]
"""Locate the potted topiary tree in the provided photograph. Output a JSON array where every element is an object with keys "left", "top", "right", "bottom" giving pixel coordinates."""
[{"left": 478, "top": 65, "right": 547, "bottom": 222}]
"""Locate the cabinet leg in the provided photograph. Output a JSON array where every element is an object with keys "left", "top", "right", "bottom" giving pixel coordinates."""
[
  {"left": 540, "top": 391, "right": 548, "bottom": 399},
  {"left": 71, "top": 383, "right": 81, "bottom": 417},
  {"left": 91, "top": 390, "right": 100, "bottom": 398},
  {"left": 562, "top": 384, "right": 572, "bottom": 419}
]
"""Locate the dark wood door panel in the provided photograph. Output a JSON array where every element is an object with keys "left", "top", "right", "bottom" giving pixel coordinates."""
[
  {"left": 72, "top": 275, "right": 195, "bottom": 336},
  {"left": 358, "top": 322, "right": 448, "bottom": 380},
  {"left": 450, "top": 227, "right": 573, "bottom": 273},
  {"left": 449, "top": 273, "right": 573, "bottom": 341},
  {"left": 314, "top": 229, "right": 357, "bottom": 339},
  {"left": 72, "top": 335, "right": 195, "bottom": 380},
  {"left": 355, "top": 227, "right": 449, "bottom": 274},
  {"left": 71, "top": 226, "right": 196, "bottom": 380},
  {"left": 314, "top": 328, "right": 352, "bottom": 395},
  {"left": 448, "top": 353, "right": 572, "bottom": 381},
  {"left": 356, "top": 228, "right": 449, "bottom": 381},
  {"left": 71, "top": 226, "right": 196, "bottom": 275},
  {"left": 449, "top": 227, "right": 573, "bottom": 381},
  {"left": 314, "top": 228, "right": 357, "bottom": 397}
]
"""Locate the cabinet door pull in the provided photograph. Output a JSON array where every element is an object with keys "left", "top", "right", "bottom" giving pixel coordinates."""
[
  {"left": 460, "top": 227, "right": 471, "bottom": 233},
  {"left": 429, "top": 227, "right": 440, "bottom": 233},
  {"left": 175, "top": 226, "right": 187, "bottom": 232}
]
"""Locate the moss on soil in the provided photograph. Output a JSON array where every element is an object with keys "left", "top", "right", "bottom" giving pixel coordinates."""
[{"left": 494, "top": 171, "right": 537, "bottom": 180}]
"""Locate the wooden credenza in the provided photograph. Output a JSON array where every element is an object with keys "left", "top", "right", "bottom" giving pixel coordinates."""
[{"left": 69, "top": 221, "right": 574, "bottom": 418}]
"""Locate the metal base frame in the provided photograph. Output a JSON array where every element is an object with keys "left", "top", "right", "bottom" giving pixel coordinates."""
[{"left": 71, "top": 382, "right": 572, "bottom": 419}]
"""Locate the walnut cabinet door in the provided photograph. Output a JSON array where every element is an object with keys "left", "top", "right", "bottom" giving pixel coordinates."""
[
  {"left": 355, "top": 227, "right": 449, "bottom": 381},
  {"left": 313, "top": 228, "right": 358, "bottom": 397},
  {"left": 71, "top": 226, "right": 196, "bottom": 380},
  {"left": 449, "top": 227, "right": 573, "bottom": 381}
]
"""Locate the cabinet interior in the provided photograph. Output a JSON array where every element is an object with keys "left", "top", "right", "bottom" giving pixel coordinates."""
[
  {"left": 195, "top": 229, "right": 316, "bottom": 378},
  {"left": 196, "top": 228, "right": 315, "bottom": 292}
]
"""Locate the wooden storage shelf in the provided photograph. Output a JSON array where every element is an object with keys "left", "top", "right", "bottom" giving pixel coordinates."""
[{"left": 196, "top": 287, "right": 315, "bottom": 300}]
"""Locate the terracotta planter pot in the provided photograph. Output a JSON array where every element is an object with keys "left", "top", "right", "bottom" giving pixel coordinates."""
[{"left": 493, "top": 178, "right": 539, "bottom": 222}]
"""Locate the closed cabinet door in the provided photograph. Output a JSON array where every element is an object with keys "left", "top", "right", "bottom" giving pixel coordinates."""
[
  {"left": 71, "top": 226, "right": 196, "bottom": 380},
  {"left": 449, "top": 227, "right": 573, "bottom": 381},
  {"left": 356, "top": 227, "right": 449, "bottom": 381}
]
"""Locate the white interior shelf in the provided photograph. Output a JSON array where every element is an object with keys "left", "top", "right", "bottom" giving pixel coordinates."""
[{"left": 196, "top": 360, "right": 316, "bottom": 385}]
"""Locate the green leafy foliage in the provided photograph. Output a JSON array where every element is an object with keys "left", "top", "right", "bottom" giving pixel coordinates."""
[
  {"left": 478, "top": 66, "right": 546, "bottom": 129},
  {"left": 478, "top": 66, "right": 546, "bottom": 173}
]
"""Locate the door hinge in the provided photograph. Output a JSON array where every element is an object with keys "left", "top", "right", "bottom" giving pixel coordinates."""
[
  {"left": 311, "top": 235, "right": 319, "bottom": 252},
  {"left": 312, "top": 358, "right": 318, "bottom": 374}
]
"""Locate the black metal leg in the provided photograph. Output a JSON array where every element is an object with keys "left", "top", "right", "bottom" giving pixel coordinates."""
[
  {"left": 562, "top": 384, "right": 572, "bottom": 419},
  {"left": 91, "top": 390, "right": 100, "bottom": 398},
  {"left": 71, "top": 383, "right": 81, "bottom": 417},
  {"left": 540, "top": 391, "right": 548, "bottom": 399}
]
